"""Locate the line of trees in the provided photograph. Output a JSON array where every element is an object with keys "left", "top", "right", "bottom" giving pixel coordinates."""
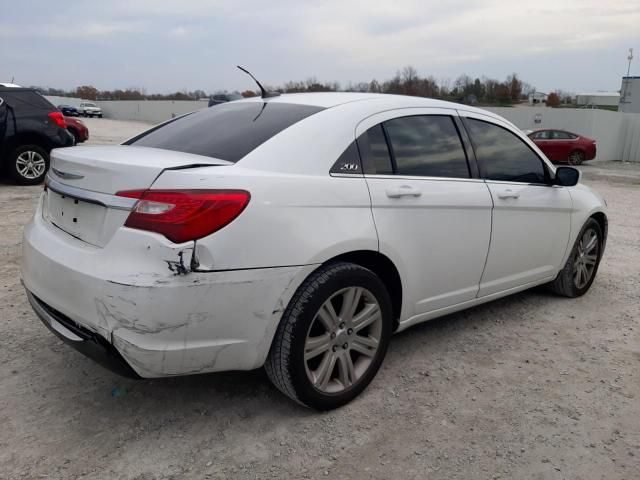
[{"left": 30, "top": 66, "right": 572, "bottom": 106}]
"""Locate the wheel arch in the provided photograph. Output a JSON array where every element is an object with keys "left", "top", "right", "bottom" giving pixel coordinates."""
[
  {"left": 2, "top": 132, "right": 53, "bottom": 158},
  {"left": 321, "top": 250, "right": 403, "bottom": 331},
  {"left": 590, "top": 211, "right": 608, "bottom": 250}
]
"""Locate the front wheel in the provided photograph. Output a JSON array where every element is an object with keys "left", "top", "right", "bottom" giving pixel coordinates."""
[
  {"left": 265, "top": 262, "right": 393, "bottom": 410},
  {"left": 549, "top": 218, "right": 603, "bottom": 297}
]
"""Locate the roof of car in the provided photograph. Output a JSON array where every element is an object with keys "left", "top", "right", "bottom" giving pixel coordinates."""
[
  {"left": 529, "top": 128, "right": 575, "bottom": 133},
  {"left": 238, "top": 92, "right": 505, "bottom": 121}
]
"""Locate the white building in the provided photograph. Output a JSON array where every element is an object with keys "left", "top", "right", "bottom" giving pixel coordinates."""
[
  {"left": 619, "top": 76, "right": 640, "bottom": 113},
  {"left": 575, "top": 91, "right": 620, "bottom": 108},
  {"left": 527, "top": 91, "right": 548, "bottom": 105}
]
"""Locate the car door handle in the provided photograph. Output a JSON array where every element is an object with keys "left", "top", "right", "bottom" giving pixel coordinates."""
[
  {"left": 385, "top": 186, "right": 422, "bottom": 198},
  {"left": 497, "top": 189, "right": 520, "bottom": 200}
]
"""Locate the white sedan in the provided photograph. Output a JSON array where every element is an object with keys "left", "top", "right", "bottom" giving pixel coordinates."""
[{"left": 21, "top": 93, "right": 607, "bottom": 410}]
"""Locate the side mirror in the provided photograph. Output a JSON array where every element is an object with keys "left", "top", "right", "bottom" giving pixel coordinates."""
[{"left": 554, "top": 166, "right": 580, "bottom": 187}]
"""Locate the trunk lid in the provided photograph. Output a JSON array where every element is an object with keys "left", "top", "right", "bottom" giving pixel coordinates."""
[
  {"left": 49, "top": 145, "right": 230, "bottom": 193},
  {"left": 44, "top": 146, "right": 231, "bottom": 247}
]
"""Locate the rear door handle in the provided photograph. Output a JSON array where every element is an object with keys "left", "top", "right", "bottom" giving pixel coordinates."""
[
  {"left": 385, "top": 185, "right": 422, "bottom": 198},
  {"left": 497, "top": 189, "right": 520, "bottom": 200}
]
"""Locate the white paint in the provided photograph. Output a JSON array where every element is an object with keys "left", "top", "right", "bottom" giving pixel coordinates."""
[{"left": 21, "top": 92, "right": 607, "bottom": 380}]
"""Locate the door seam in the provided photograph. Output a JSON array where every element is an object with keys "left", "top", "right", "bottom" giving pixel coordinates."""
[{"left": 476, "top": 180, "right": 495, "bottom": 298}]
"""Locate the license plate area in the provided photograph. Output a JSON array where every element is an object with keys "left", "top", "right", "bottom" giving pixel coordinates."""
[{"left": 44, "top": 190, "right": 107, "bottom": 246}]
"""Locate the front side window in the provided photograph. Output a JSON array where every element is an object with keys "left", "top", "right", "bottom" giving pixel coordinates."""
[
  {"left": 383, "top": 115, "right": 469, "bottom": 178},
  {"left": 466, "top": 118, "right": 547, "bottom": 184}
]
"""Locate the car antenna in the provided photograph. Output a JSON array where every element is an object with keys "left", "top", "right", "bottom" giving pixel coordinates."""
[{"left": 236, "top": 65, "right": 280, "bottom": 98}]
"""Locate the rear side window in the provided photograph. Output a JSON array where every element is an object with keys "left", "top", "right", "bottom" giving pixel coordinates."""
[
  {"left": 126, "top": 102, "right": 324, "bottom": 162},
  {"left": 330, "top": 141, "right": 362, "bottom": 174},
  {"left": 551, "top": 131, "right": 572, "bottom": 139},
  {"left": 466, "top": 118, "right": 547, "bottom": 184},
  {"left": 357, "top": 124, "right": 393, "bottom": 174},
  {"left": 532, "top": 130, "right": 550, "bottom": 140},
  {"left": 383, "top": 115, "right": 470, "bottom": 178}
]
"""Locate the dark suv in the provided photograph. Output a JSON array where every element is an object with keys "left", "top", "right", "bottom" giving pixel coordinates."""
[
  {"left": 208, "top": 92, "right": 243, "bottom": 107},
  {"left": 0, "top": 86, "right": 73, "bottom": 184}
]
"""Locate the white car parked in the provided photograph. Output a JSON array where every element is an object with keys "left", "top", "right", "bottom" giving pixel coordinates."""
[
  {"left": 22, "top": 93, "right": 607, "bottom": 409},
  {"left": 78, "top": 102, "right": 102, "bottom": 118}
]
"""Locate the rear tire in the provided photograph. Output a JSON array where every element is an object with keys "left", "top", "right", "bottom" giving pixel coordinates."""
[
  {"left": 8, "top": 144, "right": 50, "bottom": 185},
  {"left": 68, "top": 128, "right": 80, "bottom": 144},
  {"left": 265, "top": 262, "right": 393, "bottom": 410},
  {"left": 549, "top": 218, "right": 603, "bottom": 297},
  {"left": 568, "top": 150, "right": 585, "bottom": 165}
]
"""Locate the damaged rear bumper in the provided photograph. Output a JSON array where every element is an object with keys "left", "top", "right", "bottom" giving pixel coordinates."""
[
  {"left": 21, "top": 196, "right": 315, "bottom": 378},
  {"left": 26, "top": 290, "right": 140, "bottom": 378}
]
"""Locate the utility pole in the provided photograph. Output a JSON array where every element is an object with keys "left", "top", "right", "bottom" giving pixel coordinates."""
[{"left": 627, "top": 48, "right": 634, "bottom": 77}]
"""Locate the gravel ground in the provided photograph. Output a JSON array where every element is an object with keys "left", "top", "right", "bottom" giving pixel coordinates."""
[{"left": 0, "top": 125, "right": 638, "bottom": 479}]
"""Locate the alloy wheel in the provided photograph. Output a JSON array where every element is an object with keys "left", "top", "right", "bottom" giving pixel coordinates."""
[
  {"left": 16, "top": 151, "right": 46, "bottom": 180},
  {"left": 573, "top": 228, "right": 599, "bottom": 289},
  {"left": 304, "top": 287, "right": 382, "bottom": 393},
  {"left": 568, "top": 151, "right": 584, "bottom": 165}
]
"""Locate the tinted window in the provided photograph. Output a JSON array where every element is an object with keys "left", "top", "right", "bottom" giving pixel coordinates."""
[
  {"left": 384, "top": 115, "right": 469, "bottom": 178},
  {"left": 551, "top": 130, "right": 571, "bottom": 139},
  {"left": 2, "top": 90, "right": 54, "bottom": 112},
  {"left": 127, "top": 102, "right": 324, "bottom": 162},
  {"left": 533, "top": 130, "right": 550, "bottom": 140},
  {"left": 330, "top": 141, "right": 362, "bottom": 174},
  {"left": 357, "top": 124, "right": 393, "bottom": 174},
  {"left": 466, "top": 118, "right": 547, "bottom": 184}
]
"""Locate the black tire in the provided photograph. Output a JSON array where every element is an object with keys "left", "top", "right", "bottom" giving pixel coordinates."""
[
  {"left": 8, "top": 144, "right": 50, "bottom": 185},
  {"left": 265, "top": 262, "right": 393, "bottom": 410},
  {"left": 68, "top": 128, "right": 80, "bottom": 144},
  {"left": 98, "top": 114, "right": 103, "bottom": 118},
  {"left": 549, "top": 218, "right": 603, "bottom": 297},
  {"left": 568, "top": 150, "right": 585, "bottom": 165}
]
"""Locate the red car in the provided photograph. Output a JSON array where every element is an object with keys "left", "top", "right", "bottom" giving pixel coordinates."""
[
  {"left": 527, "top": 129, "right": 596, "bottom": 165},
  {"left": 64, "top": 116, "right": 89, "bottom": 144}
]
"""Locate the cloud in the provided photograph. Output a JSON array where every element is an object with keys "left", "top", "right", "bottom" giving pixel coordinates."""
[
  {"left": 1, "top": 0, "right": 638, "bottom": 92},
  {"left": 299, "top": 0, "right": 640, "bottom": 70},
  {"left": 169, "top": 26, "right": 190, "bottom": 37},
  {"left": 0, "top": 21, "right": 143, "bottom": 39}
]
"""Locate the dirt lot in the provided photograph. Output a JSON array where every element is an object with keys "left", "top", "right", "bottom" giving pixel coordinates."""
[{"left": 0, "top": 122, "right": 638, "bottom": 479}]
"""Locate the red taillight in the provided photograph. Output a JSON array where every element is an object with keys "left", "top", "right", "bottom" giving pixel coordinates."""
[
  {"left": 48, "top": 111, "right": 66, "bottom": 129},
  {"left": 117, "top": 189, "right": 250, "bottom": 243}
]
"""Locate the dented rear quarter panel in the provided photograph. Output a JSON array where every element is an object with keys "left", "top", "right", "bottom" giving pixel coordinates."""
[{"left": 22, "top": 194, "right": 320, "bottom": 376}]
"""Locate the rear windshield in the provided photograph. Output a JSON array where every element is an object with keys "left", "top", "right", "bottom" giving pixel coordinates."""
[
  {"left": 125, "top": 101, "right": 325, "bottom": 162},
  {"left": 1, "top": 90, "right": 55, "bottom": 111}
]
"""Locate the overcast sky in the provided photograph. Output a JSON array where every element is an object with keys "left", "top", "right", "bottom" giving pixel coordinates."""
[{"left": 1, "top": 0, "right": 638, "bottom": 94}]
